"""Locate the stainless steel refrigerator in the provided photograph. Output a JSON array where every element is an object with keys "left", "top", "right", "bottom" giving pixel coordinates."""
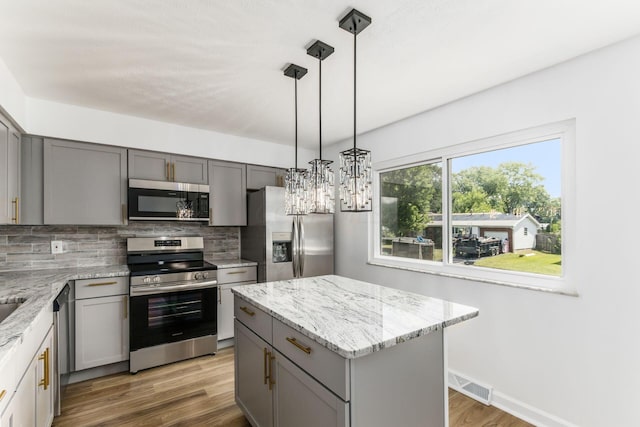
[{"left": 241, "top": 186, "right": 333, "bottom": 282}]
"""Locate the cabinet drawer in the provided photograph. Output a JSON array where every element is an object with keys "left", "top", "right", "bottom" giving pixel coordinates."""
[
  {"left": 218, "top": 267, "right": 257, "bottom": 284},
  {"left": 75, "top": 276, "right": 128, "bottom": 299},
  {"left": 273, "top": 319, "right": 350, "bottom": 401},
  {"left": 234, "top": 296, "right": 272, "bottom": 342}
]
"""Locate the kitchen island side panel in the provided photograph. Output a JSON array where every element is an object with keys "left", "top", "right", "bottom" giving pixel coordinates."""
[{"left": 350, "top": 329, "right": 445, "bottom": 427}]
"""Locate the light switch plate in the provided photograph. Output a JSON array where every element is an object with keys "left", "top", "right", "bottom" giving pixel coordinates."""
[{"left": 51, "top": 240, "right": 63, "bottom": 254}]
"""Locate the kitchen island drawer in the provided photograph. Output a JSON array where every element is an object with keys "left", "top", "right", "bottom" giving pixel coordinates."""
[
  {"left": 218, "top": 267, "right": 257, "bottom": 284},
  {"left": 75, "top": 276, "right": 128, "bottom": 299},
  {"left": 273, "top": 318, "right": 350, "bottom": 401},
  {"left": 234, "top": 296, "right": 272, "bottom": 342}
]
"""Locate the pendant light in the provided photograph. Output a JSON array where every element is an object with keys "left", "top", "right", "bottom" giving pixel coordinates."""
[
  {"left": 338, "top": 9, "right": 372, "bottom": 212},
  {"left": 306, "top": 40, "right": 335, "bottom": 214},
  {"left": 283, "top": 63, "right": 309, "bottom": 216}
]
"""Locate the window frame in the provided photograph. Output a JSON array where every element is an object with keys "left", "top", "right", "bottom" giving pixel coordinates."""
[{"left": 368, "top": 120, "right": 577, "bottom": 296}]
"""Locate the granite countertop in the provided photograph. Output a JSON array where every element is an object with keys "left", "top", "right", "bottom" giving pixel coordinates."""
[
  {"left": 207, "top": 258, "right": 258, "bottom": 269},
  {"left": 0, "top": 265, "right": 130, "bottom": 368},
  {"left": 232, "top": 275, "right": 479, "bottom": 359}
]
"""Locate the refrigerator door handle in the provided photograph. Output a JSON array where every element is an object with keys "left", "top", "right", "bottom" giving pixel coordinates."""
[
  {"left": 291, "top": 217, "right": 298, "bottom": 277},
  {"left": 299, "top": 216, "right": 305, "bottom": 277}
]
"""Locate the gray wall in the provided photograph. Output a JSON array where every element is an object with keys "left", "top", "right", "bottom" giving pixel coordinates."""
[{"left": 0, "top": 222, "right": 239, "bottom": 271}]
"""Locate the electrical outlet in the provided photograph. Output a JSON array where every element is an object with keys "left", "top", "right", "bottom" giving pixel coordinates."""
[{"left": 51, "top": 240, "right": 64, "bottom": 254}]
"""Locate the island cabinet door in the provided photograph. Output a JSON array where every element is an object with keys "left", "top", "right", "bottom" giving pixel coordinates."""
[
  {"left": 272, "top": 349, "right": 349, "bottom": 427},
  {"left": 235, "top": 320, "right": 273, "bottom": 427}
]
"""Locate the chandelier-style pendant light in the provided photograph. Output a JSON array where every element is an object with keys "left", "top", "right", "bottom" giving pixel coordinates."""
[
  {"left": 306, "top": 40, "right": 335, "bottom": 214},
  {"left": 283, "top": 63, "right": 309, "bottom": 216},
  {"left": 338, "top": 9, "right": 372, "bottom": 212}
]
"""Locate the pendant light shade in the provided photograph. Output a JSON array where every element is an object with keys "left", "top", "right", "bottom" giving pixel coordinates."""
[
  {"left": 306, "top": 40, "right": 335, "bottom": 214},
  {"left": 283, "top": 64, "right": 309, "bottom": 216},
  {"left": 338, "top": 9, "right": 372, "bottom": 212}
]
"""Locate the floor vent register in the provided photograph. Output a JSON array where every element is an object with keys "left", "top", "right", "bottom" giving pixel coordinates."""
[{"left": 448, "top": 371, "right": 493, "bottom": 405}]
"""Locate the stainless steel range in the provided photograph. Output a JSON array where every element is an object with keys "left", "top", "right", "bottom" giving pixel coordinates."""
[{"left": 127, "top": 236, "right": 218, "bottom": 373}]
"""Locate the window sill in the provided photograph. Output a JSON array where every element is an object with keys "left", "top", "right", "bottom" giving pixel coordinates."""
[{"left": 367, "top": 258, "right": 579, "bottom": 297}]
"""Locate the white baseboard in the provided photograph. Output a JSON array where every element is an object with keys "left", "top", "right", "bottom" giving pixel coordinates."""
[{"left": 491, "top": 390, "right": 578, "bottom": 427}]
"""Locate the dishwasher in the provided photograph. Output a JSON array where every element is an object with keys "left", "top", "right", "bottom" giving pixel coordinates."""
[{"left": 53, "top": 283, "right": 71, "bottom": 416}]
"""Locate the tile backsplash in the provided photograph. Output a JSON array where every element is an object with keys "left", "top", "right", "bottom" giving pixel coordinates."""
[{"left": 0, "top": 222, "right": 239, "bottom": 272}]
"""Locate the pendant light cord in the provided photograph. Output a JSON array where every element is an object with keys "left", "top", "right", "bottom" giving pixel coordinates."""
[
  {"left": 319, "top": 58, "right": 322, "bottom": 161},
  {"left": 353, "top": 32, "right": 357, "bottom": 153},
  {"left": 295, "top": 70, "right": 298, "bottom": 169}
]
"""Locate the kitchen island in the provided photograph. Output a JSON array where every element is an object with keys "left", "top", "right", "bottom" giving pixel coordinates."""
[{"left": 232, "top": 274, "right": 479, "bottom": 427}]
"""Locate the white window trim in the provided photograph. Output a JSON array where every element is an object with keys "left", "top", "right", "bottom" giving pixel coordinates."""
[{"left": 368, "top": 119, "right": 578, "bottom": 296}]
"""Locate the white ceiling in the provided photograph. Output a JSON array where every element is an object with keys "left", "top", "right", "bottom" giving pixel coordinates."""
[{"left": 1, "top": 0, "right": 640, "bottom": 150}]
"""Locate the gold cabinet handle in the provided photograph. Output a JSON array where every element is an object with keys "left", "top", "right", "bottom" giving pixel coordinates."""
[
  {"left": 166, "top": 163, "right": 171, "bottom": 181},
  {"left": 240, "top": 306, "right": 255, "bottom": 317},
  {"left": 286, "top": 337, "right": 312, "bottom": 355},
  {"left": 38, "top": 347, "right": 50, "bottom": 389},
  {"left": 123, "top": 295, "right": 128, "bottom": 319},
  {"left": 268, "top": 351, "right": 275, "bottom": 391},
  {"left": 87, "top": 281, "right": 118, "bottom": 287},
  {"left": 171, "top": 163, "right": 176, "bottom": 181},
  {"left": 0, "top": 389, "right": 6, "bottom": 402},
  {"left": 263, "top": 348, "right": 268, "bottom": 385},
  {"left": 11, "top": 197, "right": 19, "bottom": 224},
  {"left": 227, "top": 270, "right": 248, "bottom": 275}
]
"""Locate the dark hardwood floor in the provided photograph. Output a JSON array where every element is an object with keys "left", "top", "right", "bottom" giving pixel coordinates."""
[{"left": 53, "top": 347, "right": 532, "bottom": 427}]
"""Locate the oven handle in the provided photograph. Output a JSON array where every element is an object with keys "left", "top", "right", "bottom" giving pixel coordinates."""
[{"left": 130, "top": 280, "right": 218, "bottom": 296}]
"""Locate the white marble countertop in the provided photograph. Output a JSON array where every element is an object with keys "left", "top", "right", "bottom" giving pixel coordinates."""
[
  {"left": 232, "top": 275, "right": 479, "bottom": 359},
  {"left": 0, "top": 266, "right": 129, "bottom": 368},
  {"left": 207, "top": 258, "right": 258, "bottom": 269}
]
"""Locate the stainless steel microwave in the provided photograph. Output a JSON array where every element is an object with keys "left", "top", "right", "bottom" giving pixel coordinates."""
[{"left": 128, "top": 179, "right": 210, "bottom": 221}]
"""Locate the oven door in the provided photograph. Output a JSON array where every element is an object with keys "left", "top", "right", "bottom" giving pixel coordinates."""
[
  {"left": 129, "top": 286, "right": 217, "bottom": 351},
  {"left": 128, "top": 179, "right": 210, "bottom": 221}
]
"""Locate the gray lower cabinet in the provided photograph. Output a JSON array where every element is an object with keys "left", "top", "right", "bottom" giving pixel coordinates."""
[
  {"left": 74, "top": 277, "right": 129, "bottom": 371},
  {"left": 247, "top": 165, "right": 286, "bottom": 190},
  {"left": 235, "top": 305, "right": 349, "bottom": 427},
  {"left": 208, "top": 160, "right": 246, "bottom": 226},
  {"left": 44, "top": 138, "right": 127, "bottom": 225},
  {"left": 235, "top": 321, "right": 274, "bottom": 427},
  {"left": 217, "top": 266, "right": 257, "bottom": 341},
  {"left": 273, "top": 349, "right": 348, "bottom": 427},
  {"left": 128, "top": 149, "right": 208, "bottom": 184},
  {"left": 0, "top": 115, "right": 20, "bottom": 225}
]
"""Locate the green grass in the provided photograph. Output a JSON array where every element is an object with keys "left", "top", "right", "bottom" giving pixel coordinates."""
[{"left": 473, "top": 251, "right": 561, "bottom": 276}]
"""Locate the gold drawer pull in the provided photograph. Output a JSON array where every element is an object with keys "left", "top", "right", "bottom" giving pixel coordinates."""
[
  {"left": 263, "top": 348, "right": 268, "bottom": 385},
  {"left": 240, "top": 306, "right": 255, "bottom": 317},
  {"left": 0, "top": 389, "right": 6, "bottom": 401},
  {"left": 11, "top": 197, "right": 19, "bottom": 224},
  {"left": 286, "top": 337, "right": 311, "bottom": 355},
  {"left": 227, "top": 270, "right": 248, "bottom": 275},
  {"left": 268, "top": 352, "right": 275, "bottom": 391},
  {"left": 87, "top": 281, "right": 118, "bottom": 287}
]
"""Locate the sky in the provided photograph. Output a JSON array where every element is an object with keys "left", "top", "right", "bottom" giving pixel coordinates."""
[{"left": 451, "top": 138, "right": 561, "bottom": 198}]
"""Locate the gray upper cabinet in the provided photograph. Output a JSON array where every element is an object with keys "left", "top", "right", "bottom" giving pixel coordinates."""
[
  {"left": 208, "top": 160, "right": 246, "bottom": 226},
  {"left": 127, "top": 149, "right": 171, "bottom": 181},
  {"left": 128, "top": 149, "right": 208, "bottom": 184},
  {"left": 20, "top": 135, "right": 44, "bottom": 225},
  {"left": 0, "top": 115, "right": 20, "bottom": 225},
  {"left": 172, "top": 154, "right": 208, "bottom": 184},
  {"left": 44, "top": 138, "right": 127, "bottom": 225},
  {"left": 246, "top": 165, "right": 286, "bottom": 190}
]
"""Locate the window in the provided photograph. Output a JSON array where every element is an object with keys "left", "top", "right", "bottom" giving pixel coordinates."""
[{"left": 371, "top": 120, "right": 575, "bottom": 294}]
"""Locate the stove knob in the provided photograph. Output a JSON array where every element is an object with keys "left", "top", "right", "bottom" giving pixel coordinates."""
[
  {"left": 194, "top": 272, "right": 202, "bottom": 280},
  {"left": 143, "top": 277, "right": 151, "bottom": 284},
  {"left": 202, "top": 271, "right": 209, "bottom": 279},
  {"left": 153, "top": 276, "right": 160, "bottom": 283}
]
